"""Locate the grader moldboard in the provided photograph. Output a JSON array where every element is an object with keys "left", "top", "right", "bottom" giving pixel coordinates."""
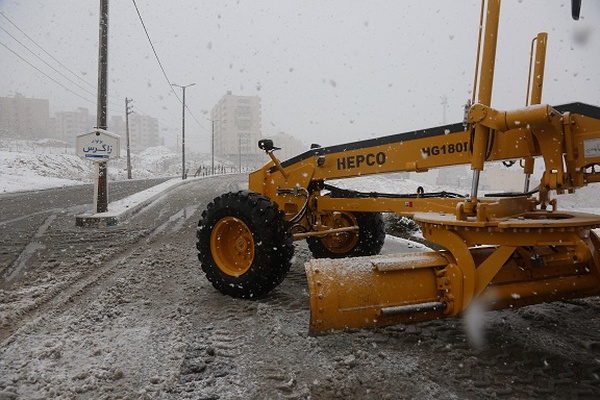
[{"left": 197, "top": 0, "right": 600, "bottom": 334}]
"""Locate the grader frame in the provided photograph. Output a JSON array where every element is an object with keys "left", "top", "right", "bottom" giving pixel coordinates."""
[{"left": 197, "top": 0, "right": 600, "bottom": 333}]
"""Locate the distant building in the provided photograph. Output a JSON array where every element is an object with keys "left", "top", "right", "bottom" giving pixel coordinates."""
[
  {"left": 0, "top": 93, "right": 50, "bottom": 139},
  {"left": 53, "top": 107, "right": 96, "bottom": 145},
  {"left": 110, "top": 113, "right": 159, "bottom": 152},
  {"left": 480, "top": 163, "right": 527, "bottom": 192},
  {"left": 211, "top": 92, "right": 262, "bottom": 158},
  {"left": 266, "top": 132, "right": 307, "bottom": 160},
  {"left": 436, "top": 165, "right": 469, "bottom": 189}
]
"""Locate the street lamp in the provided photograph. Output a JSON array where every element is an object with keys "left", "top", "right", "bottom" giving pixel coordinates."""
[
  {"left": 206, "top": 117, "right": 221, "bottom": 175},
  {"left": 211, "top": 119, "right": 215, "bottom": 175},
  {"left": 238, "top": 132, "right": 250, "bottom": 173},
  {"left": 125, "top": 97, "right": 133, "bottom": 179},
  {"left": 172, "top": 82, "right": 196, "bottom": 179}
]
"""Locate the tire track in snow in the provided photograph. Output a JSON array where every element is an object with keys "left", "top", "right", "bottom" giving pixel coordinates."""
[
  {"left": 0, "top": 207, "right": 63, "bottom": 228},
  {"left": 0, "top": 194, "right": 202, "bottom": 343},
  {"left": 0, "top": 231, "right": 146, "bottom": 344},
  {"left": 2, "top": 213, "right": 57, "bottom": 283},
  {"left": 0, "top": 176, "right": 241, "bottom": 345},
  {"left": 145, "top": 205, "right": 198, "bottom": 243}
]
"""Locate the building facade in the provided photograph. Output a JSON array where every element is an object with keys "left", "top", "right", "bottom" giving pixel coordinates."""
[
  {"left": 0, "top": 93, "right": 50, "bottom": 139},
  {"left": 53, "top": 107, "right": 96, "bottom": 144},
  {"left": 211, "top": 92, "right": 262, "bottom": 158},
  {"left": 266, "top": 132, "right": 307, "bottom": 160},
  {"left": 110, "top": 113, "right": 159, "bottom": 152}
]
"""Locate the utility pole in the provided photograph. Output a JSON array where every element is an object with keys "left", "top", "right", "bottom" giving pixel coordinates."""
[
  {"left": 96, "top": 0, "right": 109, "bottom": 213},
  {"left": 211, "top": 119, "right": 215, "bottom": 175},
  {"left": 238, "top": 133, "right": 242, "bottom": 173},
  {"left": 125, "top": 97, "right": 133, "bottom": 179},
  {"left": 172, "top": 83, "right": 195, "bottom": 180},
  {"left": 208, "top": 117, "right": 221, "bottom": 175}
]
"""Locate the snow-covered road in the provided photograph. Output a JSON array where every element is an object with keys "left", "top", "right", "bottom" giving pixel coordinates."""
[{"left": 1, "top": 174, "right": 600, "bottom": 399}]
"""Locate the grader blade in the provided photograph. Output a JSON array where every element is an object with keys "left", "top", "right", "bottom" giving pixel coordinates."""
[
  {"left": 305, "top": 252, "right": 456, "bottom": 333},
  {"left": 306, "top": 225, "right": 600, "bottom": 334}
]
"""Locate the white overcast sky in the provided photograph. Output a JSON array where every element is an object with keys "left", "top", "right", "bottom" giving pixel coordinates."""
[{"left": 0, "top": 0, "right": 598, "bottom": 152}]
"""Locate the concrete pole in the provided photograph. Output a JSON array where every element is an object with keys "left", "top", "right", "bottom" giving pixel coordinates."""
[
  {"left": 125, "top": 97, "right": 133, "bottom": 179},
  {"left": 211, "top": 119, "right": 215, "bottom": 175},
  {"left": 96, "top": 0, "right": 109, "bottom": 213},
  {"left": 172, "top": 83, "right": 195, "bottom": 180}
]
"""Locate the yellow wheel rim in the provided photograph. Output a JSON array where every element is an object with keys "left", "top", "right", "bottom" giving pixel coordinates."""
[
  {"left": 210, "top": 217, "right": 254, "bottom": 276},
  {"left": 320, "top": 212, "right": 359, "bottom": 254}
]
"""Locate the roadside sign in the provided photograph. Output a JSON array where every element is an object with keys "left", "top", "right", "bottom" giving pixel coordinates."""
[{"left": 76, "top": 129, "right": 121, "bottom": 160}]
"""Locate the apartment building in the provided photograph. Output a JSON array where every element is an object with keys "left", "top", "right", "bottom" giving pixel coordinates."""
[
  {"left": 53, "top": 107, "right": 95, "bottom": 144},
  {"left": 110, "top": 113, "right": 159, "bottom": 151},
  {"left": 211, "top": 92, "right": 262, "bottom": 158},
  {"left": 0, "top": 93, "right": 50, "bottom": 139}
]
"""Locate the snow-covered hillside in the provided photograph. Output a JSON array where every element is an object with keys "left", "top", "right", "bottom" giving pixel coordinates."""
[
  {"left": 0, "top": 139, "right": 234, "bottom": 193},
  {"left": 1, "top": 138, "right": 598, "bottom": 214}
]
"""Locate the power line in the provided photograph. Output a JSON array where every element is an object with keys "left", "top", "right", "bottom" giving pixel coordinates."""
[
  {"left": 0, "top": 11, "right": 139, "bottom": 112},
  {"left": 0, "top": 40, "right": 99, "bottom": 107},
  {"left": 0, "top": 12, "right": 97, "bottom": 92},
  {"left": 0, "top": 25, "right": 99, "bottom": 101},
  {"left": 0, "top": 13, "right": 127, "bottom": 113},
  {"left": 0, "top": 11, "right": 137, "bottom": 115},
  {"left": 130, "top": 0, "right": 179, "bottom": 101},
  {"left": 1, "top": 8, "right": 198, "bottom": 125},
  {"left": 185, "top": 102, "right": 209, "bottom": 132},
  {"left": 130, "top": 0, "right": 209, "bottom": 133}
]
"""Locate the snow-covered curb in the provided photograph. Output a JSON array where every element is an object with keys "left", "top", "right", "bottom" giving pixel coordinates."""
[{"left": 75, "top": 177, "right": 201, "bottom": 227}]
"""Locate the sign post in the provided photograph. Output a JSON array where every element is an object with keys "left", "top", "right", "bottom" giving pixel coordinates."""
[{"left": 76, "top": 129, "right": 121, "bottom": 213}]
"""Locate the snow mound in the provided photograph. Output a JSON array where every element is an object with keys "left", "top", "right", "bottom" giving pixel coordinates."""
[
  {"left": 0, "top": 143, "right": 222, "bottom": 193},
  {"left": 0, "top": 151, "right": 93, "bottom": 193}
]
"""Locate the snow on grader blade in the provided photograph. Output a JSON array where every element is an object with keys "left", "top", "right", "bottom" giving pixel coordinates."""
[
  {"left": 196, "top": 0, "right": 600, "bottom": 333},
  {"left": 306, "top": 212, "right": 600, "bottom": 333}
]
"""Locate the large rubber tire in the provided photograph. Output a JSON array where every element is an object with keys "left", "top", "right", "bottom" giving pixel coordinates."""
[
  {"left": 307, "top": 211, "right": 385, "bottom": 259},
  {"left": 196, "top": 191, "right": 294, "bottom": 299}
]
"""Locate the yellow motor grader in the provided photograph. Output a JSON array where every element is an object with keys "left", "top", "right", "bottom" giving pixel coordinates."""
[{"left": 197, "top": 0, "right": 600, "bottom": 333}]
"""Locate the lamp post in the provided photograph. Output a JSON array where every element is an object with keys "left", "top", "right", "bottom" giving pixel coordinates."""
[
  {"left": 125, "top": 97, "right": 133, "bottom": 179},
  {"left": 238, "top": 133, "right": 242, "bottom": 173},
  {"left": 207, "top": 117, "right": 221, "bottom": 175},
  {"left": 211, "top": 119, "right": 215, "bottom": 175},
  {"left": 172, "top": 83, "right": 195, "bottom": 179},
  {"left": 207, "top": 118, "right": 223, "bottom": 175}
]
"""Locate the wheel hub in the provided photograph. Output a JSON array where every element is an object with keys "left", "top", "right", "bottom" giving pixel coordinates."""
[
  {"left": 321, "top": 212, "right": 359, "bottom": 253},
  {"left": 210, "top": 217, "right": 255, "bottom": 276},
  {"left": 235, "top": 237, "right": 248, "bottom": 252}
]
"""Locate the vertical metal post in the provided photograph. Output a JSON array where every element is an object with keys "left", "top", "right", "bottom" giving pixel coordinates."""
[
  {"left": 96, "top": 0, "right": 109, "bottom": 213},
  {"left": 172, "top": 83, "right": 195, "bottom": 180},
  {"left": 211, "top": 119, "right": 215, "bottom": 175},
  {"left": 181, "top": 87, "right": 186, "bottom": 180},
  {"left": 238, "top": 134, "right": 242, "bottom": 173},
  {"left": 125, "top": 97, "right": 133, "bottom": 179},
  {"left": 529, "top": 33, "right": 548, "bottom": 106},
  {"left": 523, "top": 32, "right": 548, "bottom": 192}
]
